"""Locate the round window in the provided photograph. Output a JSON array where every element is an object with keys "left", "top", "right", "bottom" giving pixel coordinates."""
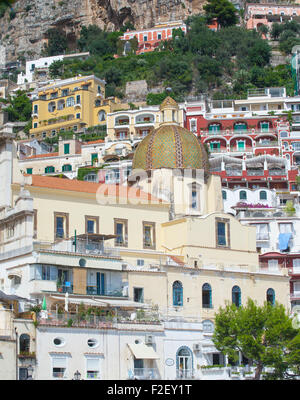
[
  {"left": 53, "top": 337, "right": 65, "bottom": 347},
  {"left": 87, "top": 338, "right": 98, "bottom": 348},
  {"left": 134, "top": 339, "right": 140, "bottom": 344}
]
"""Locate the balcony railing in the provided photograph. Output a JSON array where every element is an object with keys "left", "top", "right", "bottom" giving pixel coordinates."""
[
  {"left": 131, "top": 368, "right": 160, "bottom": 380},
  {"left": 35, "top": 240, "right": 120, "bottom": 259},
  {"left": 176, "top": 369, "right": 195, "bottom": 379},
  {"left": 247, "top": 170, "right": 264, "bottom": 176},
  {"left": 230, "top": 146, "right": 253, "bottom": 153},
  {"left": 201, "top": 128, "right": 276, "bottom": 136},
  {"left": 225, "top": 169, "right": 242, "bottom": 176},
  {"left": 86, "top": 285, "right": 125, "bottom": 297},
  {"left": 256, "top": 234, "right": 270, "bottom": 241},
  {"left": 290, "top": 292, "right": 300, "bottom": 300},
  {"left": 256, "top": 142, "right": 278, "bottom": 147},
  {"left": 38, "top": 310, "right": 161, "bottom": 328},
  {"left": 269, "top": 169, "right": 286, "bottom": 176}
]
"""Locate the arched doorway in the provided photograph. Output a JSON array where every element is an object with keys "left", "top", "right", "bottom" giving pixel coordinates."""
[{"left": 176, "top": 346, "right": 193, "bottom": 378}]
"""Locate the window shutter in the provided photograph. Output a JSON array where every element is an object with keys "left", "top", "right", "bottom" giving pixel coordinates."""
[
  {"left": 52, "top": 357, "right": 67, "bottom": 368},
  {"left": 86, "top": 358, "right": 100, "bottom": 370}
]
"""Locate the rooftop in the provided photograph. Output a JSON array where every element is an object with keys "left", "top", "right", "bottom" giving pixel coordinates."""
[{"left": 21, "top": 174, "right": 165, "bottom": 203}]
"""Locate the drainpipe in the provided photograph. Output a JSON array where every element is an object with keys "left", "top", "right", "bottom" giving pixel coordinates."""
[{"left": 15, "top": 327, "right": 18, "bottom": 380}]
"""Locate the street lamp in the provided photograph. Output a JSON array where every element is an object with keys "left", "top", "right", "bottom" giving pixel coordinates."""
[
  {"left": 27, "top": 365, "right": 34, "bottom": 380},
  {"left": 73, "top": 370, "right": 81, "bottom": 380}
]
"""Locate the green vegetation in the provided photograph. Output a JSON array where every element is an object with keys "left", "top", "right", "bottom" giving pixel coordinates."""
[
  {"left": 213, "top": 299, "right": 300, "bottom": 380},
  {"left": 45, "top": 14, "right": 293, "bottom": 101},
  {"left": 6, "top": 90, "right": 32, "bottom": 122},
  {"left": 203, "top": 0, "right": 238, "bottom": 27},
  {"left": 42, "top": 28, "right": 68, "bottom": 56},
  {"left": 77, "top": 166, "right": 102, "bottom": 181},
  {"left": 43, "top": 126, "right": 106, "bottom": 146},
  {"left": 271, "top": 20, "right": 300, "bottom": 55}
]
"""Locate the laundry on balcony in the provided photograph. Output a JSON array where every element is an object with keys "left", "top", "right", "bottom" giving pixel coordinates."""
[{"left": 278, "top": 232, "right": 292, "bottom": 251}]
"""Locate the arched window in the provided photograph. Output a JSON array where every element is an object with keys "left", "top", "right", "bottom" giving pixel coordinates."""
[
  {"left": 259, "top": 190, "right": 267, "bottom": 200},
  {"left": 62, "top": 164, "right": 72, "bottom": 172},
  {"left": 19, "top": 334, "right": 30, "bottom": 353},
  {"left": 266, "top": 288, "right": 275, "bottom": 305},
  {"left": 45, "top": 166, "right": 55, "bottom": 174},
  {"left": 48, "top": 101, "right": 56, "bottom": 112},
  {"left": 222, "top": 190, "right": 227, "bottom": 200},
  {"left": 202, "top": 283, "right": 212, "bottom": 308},
  {"left": 173, "top": 281, "right": 183, "bottom": 306},
  {"left": 95, "top": 99, "right": 101, "bottom": 107},
  {"left": 232, "top": 286, "right": 241, "bottom": 307},
  {"left": 239, "top": 190, "right": 247, "bottom": 200},
  {"left": 176, "top": 346, "right": 193, "bottom": 379},
  {"left": 98, "top": 110, "right": 106, "bottom": 122}
]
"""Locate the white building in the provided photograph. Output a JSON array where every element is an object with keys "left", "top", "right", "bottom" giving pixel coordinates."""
[{"left": 17, "top": 53, "right": 90, "bottom": 85}]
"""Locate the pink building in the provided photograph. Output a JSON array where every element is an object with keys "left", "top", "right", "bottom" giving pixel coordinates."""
[
  {"left": 120, "top": 21, "right": 187, "bottom": 55},
  {"left": 245, "top": 3, "right": 300, "bottom": 30}
]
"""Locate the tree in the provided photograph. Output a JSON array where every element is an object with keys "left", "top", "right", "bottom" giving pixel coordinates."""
[
  {"left": 42, "top": 29, "right": 68, "bottom": 56},
  {"left": 204, "top": 0, "right": 238, "bottom": 28},
  {"left": 212, "top": 299, "right": 300, "bottom": 380},
  {"left": 6, "top": 90, "right": 32, "bottom": 122}
]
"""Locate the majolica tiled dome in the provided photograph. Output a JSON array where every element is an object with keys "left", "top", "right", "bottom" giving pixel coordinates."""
[{"left": 132, "top": 124, "right": 209, "bottom": 172}]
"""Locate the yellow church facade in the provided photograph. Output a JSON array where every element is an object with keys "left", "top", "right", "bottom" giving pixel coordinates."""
[{"left": 7, "top": 97, "right": 290, "bottom": 322}]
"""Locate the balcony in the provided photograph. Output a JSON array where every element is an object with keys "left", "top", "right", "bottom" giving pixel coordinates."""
[
  {"left": 209, "top": 147, "right": 227, "bottom": 153},
  {"left": 176, "top": 369, "right": 195, "bottom": 379},
  {"left": 225, "top": 169, "right": 242, "bottom": 176},
  {"left": 255, "top": 141, "right": 278, "bottom": 148},
  {"left": 38, "top": 309, "right": 160, "bottom": 328},
  {"left": 230, "top": 146, "right": 253, "bottom": 153},
  {"left": 86, "top": 286, "right": 124, "bottom": 297},
  {"left": 35, "top": 238, "right": 120, "bottom": 259},
  {"left": 247, "top": 170, "right": 264, "bottom": 176},
  {"left": 269, "top": 169, "right": 286, "bottom": 176},
  {"left": 131, "top": 368, "right": 160, "bottom": 380},
  {"left": 290, "top": 292, "right": 300, "bottom": 300}
]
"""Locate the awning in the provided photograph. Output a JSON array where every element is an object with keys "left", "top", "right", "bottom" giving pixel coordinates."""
[
  {"left": 7, "top": 271, "right": 22, "bottom": 280},
  {"left": 50, "top": 295, "right": 149, "bottom": 309},
  {"left": 128, "top": 343, "right": 159, "bottom": 359}
]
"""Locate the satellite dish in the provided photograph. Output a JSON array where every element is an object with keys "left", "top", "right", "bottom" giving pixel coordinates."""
[{"left": 79, "top": 258, "right": 86, "bottom": 267}]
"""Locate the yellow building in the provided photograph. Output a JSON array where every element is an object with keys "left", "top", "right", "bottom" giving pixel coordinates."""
[
  {"left": 5, "top": 97, "right": 290, "bottom": 320},
  {"left": 29, "top": 75, "right": 129, "bottom": 139},
  {"left": 105, "top": 99, "right": 185, "bottom": 157}
]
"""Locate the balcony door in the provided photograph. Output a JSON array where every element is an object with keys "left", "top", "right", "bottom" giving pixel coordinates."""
[
  {"left": 177, "top": 347, "right": 192, "bottom": 378},
  {"left": 96, "top": 272, "right": 105, "bottom": 295}
]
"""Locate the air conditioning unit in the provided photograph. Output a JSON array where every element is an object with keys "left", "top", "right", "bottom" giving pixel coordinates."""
[
  {"left": 145, "top": 335, "right": 154, "bottom": 345},
  {"left": 193, "top": 343, "right": 201, "bottom": 352}
]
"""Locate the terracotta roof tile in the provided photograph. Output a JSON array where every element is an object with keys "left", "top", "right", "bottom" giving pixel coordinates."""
[
  {"left": 82, "top": 139, "right": 105, "bottom": 145},
  {"left": 25, "top": 175, "right": 165, "bottom": 203},
  {"left": 24, "top": 152, "right": 59, "bottom": 160}
]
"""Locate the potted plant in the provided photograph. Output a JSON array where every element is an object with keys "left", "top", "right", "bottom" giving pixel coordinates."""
[{"left": 57, "top": 278, "right": 62, "bottom": 292}]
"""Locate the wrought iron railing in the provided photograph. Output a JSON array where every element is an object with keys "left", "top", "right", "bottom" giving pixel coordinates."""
[{"left": 132, "top": 368, "right": 160, "bottom": 380}]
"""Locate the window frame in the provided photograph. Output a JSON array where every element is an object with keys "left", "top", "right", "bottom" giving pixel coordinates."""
[
  {"left": 114, "top": 218, "right": 128, "bottom": 247},
  {"left": 85, "top": 215, "right": 99, "bottom": 234},
  {"left": 173, "top": 280, "right": 183, "bottom": 307},
  {"left": 54, "top": 212, "right": 69, "bottom": 241},
  {"left": 142, "top": 221, "right": 156, "bottom": 250},
  {"left": 215, "top": 218, "right": 230, "bottom": 248}
]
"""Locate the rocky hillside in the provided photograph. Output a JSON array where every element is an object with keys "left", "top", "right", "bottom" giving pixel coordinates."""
[{"left": 0, "top": 0, "right": 205, "bottom": 63}]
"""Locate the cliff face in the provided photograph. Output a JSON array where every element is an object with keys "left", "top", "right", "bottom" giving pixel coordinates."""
[{"left": 0, "top": 0, "right": 205, "bottom": 63}]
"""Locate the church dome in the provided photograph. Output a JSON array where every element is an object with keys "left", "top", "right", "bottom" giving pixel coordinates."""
[{"left": 132, "top": 122, "right": 209, "bottom": 172}]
